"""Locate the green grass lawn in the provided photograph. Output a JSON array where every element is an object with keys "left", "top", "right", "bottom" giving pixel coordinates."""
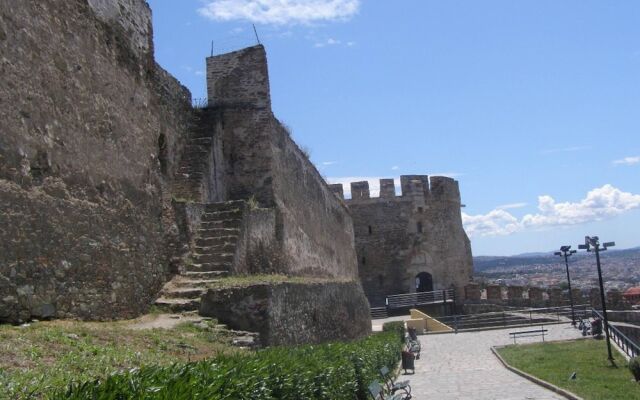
[
  {"left": 497, "top": 338, "right": 639, "bottom": 400},
  {"left": 0, "top": 317, "right": 242, "bottom": 399}
]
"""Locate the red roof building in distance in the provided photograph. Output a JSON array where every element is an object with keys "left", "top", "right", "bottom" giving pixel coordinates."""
[{"left": 623, "top": 287, "right": 640, "bottom": 305}]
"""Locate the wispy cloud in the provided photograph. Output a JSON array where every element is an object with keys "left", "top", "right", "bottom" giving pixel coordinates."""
[
  {"left": 541, "top": 146, "right": 591, "bottom": 155},
  {"left": 322, "top": 161, "right": 338, "bottom": 166},
  {"left": 613, "top": 156, "right": 640, "bottom": 166},
  {"left": 314, "top": 38, "right": 340, "bottom": 48},
  {"left": 463, "top": 185, "right": 640, "bottom": 238},
  {"left": 391, "top": 166, "right": 399, "bottom": 171},
  {"left": 496, "top": 202, "right": 528, "bottom": 210},
  {"left": 198, "top": 0, "right": 360, "bottom": 25}
]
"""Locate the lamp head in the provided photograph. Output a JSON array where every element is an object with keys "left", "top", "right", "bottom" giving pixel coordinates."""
[{"left": 554, "top": 252, "right": 562, "bottom": 256}]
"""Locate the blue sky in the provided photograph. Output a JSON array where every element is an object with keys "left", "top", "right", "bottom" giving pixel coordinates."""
[{"left": 148, "top": 0, "right": 640, "bottom": 256}]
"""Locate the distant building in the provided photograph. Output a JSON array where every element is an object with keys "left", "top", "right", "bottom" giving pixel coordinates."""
[{"left": 623, "top": 287, "right": 640, "bottom": 304}]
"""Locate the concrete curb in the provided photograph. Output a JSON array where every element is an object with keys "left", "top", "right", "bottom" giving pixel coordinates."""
[
  {"left": 425, "top": 320, "right": 570, "bottom": 335},
  {"left": 491, "top": 345, "right": 583, "bottom": 400}
]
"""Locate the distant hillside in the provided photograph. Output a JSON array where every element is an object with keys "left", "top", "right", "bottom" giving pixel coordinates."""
[{"left": 473, "top": 246, "right": 640, "bottom": 273}]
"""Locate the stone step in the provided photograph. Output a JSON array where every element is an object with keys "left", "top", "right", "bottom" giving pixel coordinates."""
[
  {"left": 189, "top": 137, "right": 213, "bottom": 145},
  {"left": 202, "top": 210, "right": 243, "bottom": 221},
  {"left": 200, "top": 219, "right": 241, "bottom": 229},
  {"left": 173, "top": 278, "right": 220, "bottom": 288},
  {"left": 186, "top": 261, "right": 231, "bottom": 271},
  {"left": 183, "top": 270, "right": 229, "bottom": 279},
  {"left": 195, "top": 227, "right": 240, "bottom": 237},
  {"left": 163, "top": 287, "right": 206, "bottom": 299},
  {"left": 194, "top": 242, "right": 237, "bottom": 252},
  {"left": 204, "top": 200, "right": 246, "bottom": 212},
  {"left": 195, "top": 235, "right": 239, "bottom": 247},
  {"left": 154, "top": 297, "right": 200, "bottom": 313},
  {"left": 192, "top": 253, "right": 234, "bottom": 265}
]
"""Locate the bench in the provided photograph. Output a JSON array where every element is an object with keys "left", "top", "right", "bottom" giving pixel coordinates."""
[
  {"left": 509, "top": 328, "right": 548, "bottom": 344},
  {"left": 380, "top": 366, "right": 411, "bottom": 398},
  {"left": 368, "top": 381, "right": 408, "bottom": 400}
]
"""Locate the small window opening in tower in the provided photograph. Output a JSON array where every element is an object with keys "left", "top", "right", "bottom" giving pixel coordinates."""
[
  {"left": 157, "top": 133, "right": 167, "bottom": 175},
  {"left": 418, "top": 207, "right": 424, "bottom": 213},
  {"left": 368, "top": 225, "right": 372, "bottom": 235},
  {"left": 417, "top": 221, "right": 423, "bottom": 233},
  {"left": 361, "top": 256, "right": 366, "bottom": 265},
  {"left": 378, "top": 274, "right": 383, "bottom": 287}
]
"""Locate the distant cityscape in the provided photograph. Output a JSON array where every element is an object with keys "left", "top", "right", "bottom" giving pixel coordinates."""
[{"left": 473, "top": 246, "right": 640, "bottom": 292}]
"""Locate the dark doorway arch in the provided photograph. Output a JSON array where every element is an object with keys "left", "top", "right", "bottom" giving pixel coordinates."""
[{"left": 415, "top": 272, "right": 433, "bottom": 292}]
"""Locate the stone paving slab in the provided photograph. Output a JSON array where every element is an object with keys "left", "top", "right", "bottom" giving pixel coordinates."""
[{"left": 382, "top": 319, "right": 583, "bottom": 400}]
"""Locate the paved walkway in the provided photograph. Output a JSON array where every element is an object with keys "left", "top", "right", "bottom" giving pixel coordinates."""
[{"left": 374, "top": 317, "right": 583, "bottom": 399}]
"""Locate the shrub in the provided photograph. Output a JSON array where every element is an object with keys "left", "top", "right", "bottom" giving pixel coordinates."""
[
  {"left": 54, "top": 332, "right": 402, "bottom": 400},
  {"left": 629, "top": 356, "right": 640, "bottom": 382},
  {"left": 382, "top": 321, "right": 406, "bottom": 343}
]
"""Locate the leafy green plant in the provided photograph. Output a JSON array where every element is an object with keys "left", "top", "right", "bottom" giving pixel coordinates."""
[
  {"left": 382, "top": 321, "right": 405, "bottom": 343},
  {"left": 629, "top": 356, "right": 640, "bottom": 382},
  {"left": 53, "top": 332, "right": 402, "bottom": 400}
]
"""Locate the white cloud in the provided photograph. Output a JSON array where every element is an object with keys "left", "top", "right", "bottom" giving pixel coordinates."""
[
  {"left": 314, "top": 37, "right": 341, "bottom": 47},
  {"left": 541, "top": 146, "right": 591, "bottom": 155},
  {"left": 496, "top": 202, "right": 527, "bottom": 210},
  {"left": 463, "top": 185, "right": 640, "bottom": 238},
  {"left": 613, "top": 156, "right": 640, "bottom": 166},
  {"left": 198, "top": 0, "right": 360, "bottom": 25},
  {"left": 391, "top": 166, "right": 399, "bottom": 171},
  {"left": 322, "top": 161, "right": 338, "bottom": 166},
  {"left": 195, "top": 70, "right": 205, "bottom": 76},
  {"left": 462, "top": 209, "right": 521, "bottom": 237},
  {"left": 346, "top": 41, "right": 356, "bottom": 46}
]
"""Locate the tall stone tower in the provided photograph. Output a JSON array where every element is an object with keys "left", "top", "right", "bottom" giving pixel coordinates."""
[{"left": 330, "top": 175, "right": 473, "bottom": 307}]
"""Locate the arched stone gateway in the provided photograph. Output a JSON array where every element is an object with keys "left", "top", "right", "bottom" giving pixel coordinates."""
[{"left": 415, "top": 272, "right": 434, "bottom": 293}]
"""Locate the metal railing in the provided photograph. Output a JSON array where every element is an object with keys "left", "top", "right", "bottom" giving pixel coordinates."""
[
  {"left": 592, "top": 309, "right": 640, "bottom": 359},
  {"left": 385, "top": 289, "right": 455, "bottom": 309},
  {"left": 436, "top": 305, "right": 590, "bottom": 332}
]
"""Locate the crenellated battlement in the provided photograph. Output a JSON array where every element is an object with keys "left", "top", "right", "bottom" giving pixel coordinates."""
[{"left": 330, "top": 175, "right": 462, "bottom": 205}]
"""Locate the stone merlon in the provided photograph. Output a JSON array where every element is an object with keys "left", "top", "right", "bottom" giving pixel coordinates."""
[{"left": 206, "top": 45, "right": 271, "bottom": 109}]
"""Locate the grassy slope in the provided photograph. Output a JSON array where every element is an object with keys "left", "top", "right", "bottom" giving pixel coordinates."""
[
  {"left": 0, "top": 318, "right": 242, "bottom": 399},
  {"left": 498, "top": 339, "right": 639, "bottom": 400}
]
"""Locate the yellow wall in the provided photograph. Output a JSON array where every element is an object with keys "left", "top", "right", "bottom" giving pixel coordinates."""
[{"left": 409, "top": 309, "right": 453, "bottom": 332}]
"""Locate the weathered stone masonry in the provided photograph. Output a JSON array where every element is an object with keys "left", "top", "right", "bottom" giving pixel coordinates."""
[
  {"left": 0, "top": 0, "right": 192, "bottom": 322},
  {"left": 1, "top": 0, "right": 370, "bottom": 344},
  {"left": 330, "top": 176, "right": 473, "bottom": 307}
]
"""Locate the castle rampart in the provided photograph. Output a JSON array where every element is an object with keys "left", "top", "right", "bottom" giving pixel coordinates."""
[
  {"left": 0, "top": 0, "right": 368, "bottom": 337},
  {"left": 333, "top": 175, "right": 473, "bottom": 306}
]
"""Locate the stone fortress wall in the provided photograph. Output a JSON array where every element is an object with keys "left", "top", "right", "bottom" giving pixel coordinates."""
[
  {"left": 0, "top": 0, "right": 192, "bottom": 322},
  {"left": 329, "top": 175, "right": 473, "bottom": 307},
  {"left": 0, "top": 0, "right": 370, "bottom": 342},
  {"left": 201, "top": 47, "right": 359, "bottom": 279}
]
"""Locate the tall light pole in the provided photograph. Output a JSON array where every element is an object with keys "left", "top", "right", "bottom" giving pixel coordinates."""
[
  {"left": 578, "top": 236, "right": 616, "bottom": 364},
  {"left": 554, "top": 246, "right": 577, "bottom": 326}
]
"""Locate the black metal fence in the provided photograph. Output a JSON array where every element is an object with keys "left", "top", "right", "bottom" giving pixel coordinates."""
[
  {"left": 592, "top": 309, "right": 640, "bottom": 359},
  {"left": 385, "top": 289, "right": 455, "bottom": 310},
  {"left": 437, "top": 304, "right": 591, "bottom": 331}
]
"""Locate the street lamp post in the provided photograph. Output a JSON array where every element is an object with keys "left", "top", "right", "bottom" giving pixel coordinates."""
[
  {"left": 554, "top": 246, "right": 577, "bottom": 326},
  {"left": 578, "top": 236, "right": 616, "bottom": 364}
]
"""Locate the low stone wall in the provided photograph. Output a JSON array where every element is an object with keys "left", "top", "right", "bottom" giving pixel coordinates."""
[
  {"left": 200, "top": 281, "right": 371, "bottom": 346},
  {"left": 464, "top": 284, "right": 632, "bottom": 310}
]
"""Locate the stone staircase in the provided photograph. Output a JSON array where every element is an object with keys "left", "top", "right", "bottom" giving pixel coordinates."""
[
  {"left": 172, "top": 110, "right": 213, "bottom": 202},
  {"left": 155, "top": 200, "right": 245, "bottom": 313}
]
